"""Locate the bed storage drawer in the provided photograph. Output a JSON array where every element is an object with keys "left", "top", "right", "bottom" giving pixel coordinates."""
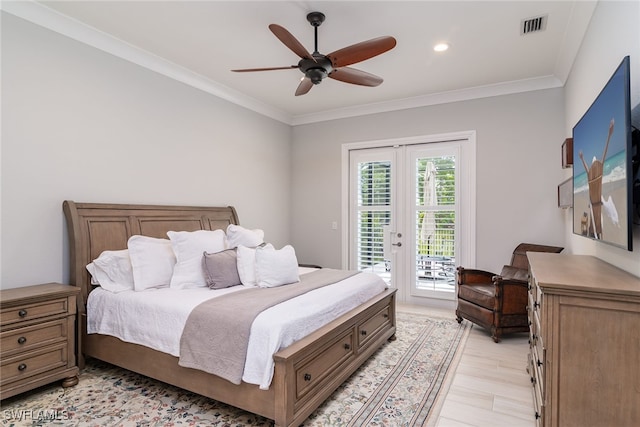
[
  {"left": 357, "top": 305, "right": 392, "bottom": 348},
  {"left": 295, "top": 330, "right": 354, "bottom": 399}
]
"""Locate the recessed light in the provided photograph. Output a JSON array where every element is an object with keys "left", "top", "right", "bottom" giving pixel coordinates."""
[{"left": 433, "top": 43, "right": 449, "bottom": 52}]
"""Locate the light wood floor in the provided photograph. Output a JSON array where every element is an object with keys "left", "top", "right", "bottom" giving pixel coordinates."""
[{"left": 398, "top": 304, "right": 536, "bottom": 427}]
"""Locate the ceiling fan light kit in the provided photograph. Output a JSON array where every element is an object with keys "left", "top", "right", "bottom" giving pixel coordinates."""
[{"left": 232, "top": 12, "right": 396, "bottom": 96}]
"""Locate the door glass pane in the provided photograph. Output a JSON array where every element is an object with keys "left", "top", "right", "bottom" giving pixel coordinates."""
[
  {"left": 414, "top": 155, "right": 456, "bottom": 293},
  {"left": 356, "top": 161, "right": 391, "bottom": 285}
]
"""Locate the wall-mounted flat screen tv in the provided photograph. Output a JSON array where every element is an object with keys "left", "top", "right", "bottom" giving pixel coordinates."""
[{"left": 572, "top": 56, "right": 633, "bottom": 251}]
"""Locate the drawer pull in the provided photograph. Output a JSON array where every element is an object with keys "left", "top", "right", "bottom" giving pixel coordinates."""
[
  {"left": 343, "top": 343, "right": 351, "bottom": 350},
  {"left": 383, "top": 313, "right": 389, "bottom": 318},
  {"left": 537, "top": 359, "right": 543, "bottom": 367},
  {"left": 17, "top": 336, "right": 27, "bottom": 345},
  {"left": 535, "top": 411, "right": 541, "bottom": 420},
  {"left": 18, "top": 363, "right": 27, "bottom": 371},
  {"left": 360, "top": 330, "right": 367, "bottom": 336},
  {"left": 303, "top": 373, "right": 311, "bottom": 382},
  {"left": 18, "top": 309, "right": 28, "bottom": 317}
]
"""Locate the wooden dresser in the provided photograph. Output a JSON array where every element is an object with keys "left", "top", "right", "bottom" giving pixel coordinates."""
[
  {"left": 1, "top": 283, "right": 80, "bottom": 400},
  {"left": 527, "top": 253, "right": 640, "bottom": 427}
]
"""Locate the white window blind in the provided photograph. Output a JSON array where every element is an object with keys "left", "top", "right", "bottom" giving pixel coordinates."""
[{"left": 356, "top": 161, "right": 391, "bottom": 271}]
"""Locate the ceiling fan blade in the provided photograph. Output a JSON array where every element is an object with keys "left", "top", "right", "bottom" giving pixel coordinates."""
[
  {"left": 295, "top": 78, "right": 314, "bottom": 96},
  {"left": 329, "top": 67, "right": 383, "bottom": 87},
  {"left": 232, "top": 65, "right": 298, "bottom": 72},
  {"left": 269, "top": 24, "right": 314, "bottom": 60},
  {"left": 327, "top": 36, "right": 396, "bottom": 68}
]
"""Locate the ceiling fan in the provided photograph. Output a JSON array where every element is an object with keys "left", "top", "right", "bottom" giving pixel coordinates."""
[{"left": 232, "top": 12, "right": 397, "bottom": 96}]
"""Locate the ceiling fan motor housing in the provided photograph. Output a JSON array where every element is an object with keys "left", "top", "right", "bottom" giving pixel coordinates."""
[{"left": 299, "top": 55, "right": 333, "bottom": 84}]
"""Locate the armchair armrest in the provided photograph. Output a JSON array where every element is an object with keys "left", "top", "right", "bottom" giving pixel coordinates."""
[
  {"left": 492, "top": 275, "right": 529, "bottom": 314},
  {"left": 493, "top": 275, "right": 528, "bottom": 287},
  {"left": 457, "top": 266, "right": 496, "bottom": 285}
]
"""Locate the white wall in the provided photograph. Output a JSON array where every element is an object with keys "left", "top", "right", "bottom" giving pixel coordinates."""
[
  {"left": 564, "top": 0, "right": 640, "bottom": 276},
  {"left": 5, "top": 2, "right": 636, "bottom": 289},
  {"left": 291, "top": 89, "right": 567, "bottom": 273},
  {"left": 1, "top": 13, "right": 292, "bottom": 288}
]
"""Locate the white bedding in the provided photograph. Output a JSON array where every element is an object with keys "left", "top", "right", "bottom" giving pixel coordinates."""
[{"left": 87, "top": 268, "right": 387, "bottom": 389}]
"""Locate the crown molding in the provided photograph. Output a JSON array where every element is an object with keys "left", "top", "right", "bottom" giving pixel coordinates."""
[
  {"left": 290, "top": 75, "right": 563, "bottom": 125},
  {"left": 2, "top": 1, "right": 571, "bottom": 127},
  {"left": 1, "top": 0, "right": 294, "bottom": 125}
]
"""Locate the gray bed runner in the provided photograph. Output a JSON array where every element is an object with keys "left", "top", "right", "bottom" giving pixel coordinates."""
[{"left": 178, "top": 268, "right": 359, "bottom": 384}]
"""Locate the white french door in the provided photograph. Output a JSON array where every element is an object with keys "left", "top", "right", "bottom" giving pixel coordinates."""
[{"left": 344, "top": 133, "right": 475, "bottom": 304}]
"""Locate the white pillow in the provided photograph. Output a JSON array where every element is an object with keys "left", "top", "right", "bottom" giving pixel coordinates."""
[
  {"left": 167, "top": 230, "right": 226, "bottom": 289},
  {"left": 236, "top": 243, "right": 273, "bottom": 287},
  {"left": 255, "top": 244, "right": 299, "bottom": 288},
  {"left": 86, "top": 263, "right": 100, "bottom": 285},
  {"left": 86, "top": 249, "right": 134, "bottom": 293},
  {"left": 128, "top": 235, "right": 176, "bottom": 291},
  {"left": 226, "top": 224, "right": 264, "bottom": 249}
]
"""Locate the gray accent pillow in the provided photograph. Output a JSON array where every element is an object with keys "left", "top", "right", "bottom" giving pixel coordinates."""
[{"left": 202, "top": 249, "right": 241, "bottom": 289}]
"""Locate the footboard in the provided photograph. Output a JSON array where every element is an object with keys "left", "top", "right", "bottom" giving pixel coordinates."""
[
  {"left": 272, "top": 288, "right": 396, "bottom": 427},
  {"left": 82, "top": 288, "right": 396, "bottom": 427}
]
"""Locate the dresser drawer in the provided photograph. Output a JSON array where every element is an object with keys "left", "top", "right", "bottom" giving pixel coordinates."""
[
  {"left": 532, "top": 343, "right": 544, "bottom": 395},
  {"left": 532, "top": 313, "right": 543, "bottom": 350},
  {"left": 357, "top": 305, "right": 391, "bottom": 348},
  {"left": 1, "top": 298, "right": 69, "bottom": 327},
  {"left": 527, "top": 352, "right": 545, "bottom": 425},
  {"left": 533, "top": 376, "right": 544, "bottom": 427},
  {"left": 295, "top": 330, "right": 354, "bottom": 400},
  {"left": 528, "top": 294, "right": 537, "bottom": 334},
  {"left": 1, "top": 344, "right": 68, "bottom": 386},
  {"left": 1, "top": 319, "right": 67, "bottom": 357}
]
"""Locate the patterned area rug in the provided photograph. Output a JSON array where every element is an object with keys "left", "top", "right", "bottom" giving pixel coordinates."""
[{"left": 1, "top": 312, "right": 470, "bottom": 427}]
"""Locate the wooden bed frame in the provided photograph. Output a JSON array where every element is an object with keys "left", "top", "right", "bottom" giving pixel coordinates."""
[{"left": 63, "top": 200, "right": 396, "bottom": 427}]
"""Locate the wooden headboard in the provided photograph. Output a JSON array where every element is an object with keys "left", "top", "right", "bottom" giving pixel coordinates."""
[{"left": 63, "top": 200, "right": 239, "bottom": 309}]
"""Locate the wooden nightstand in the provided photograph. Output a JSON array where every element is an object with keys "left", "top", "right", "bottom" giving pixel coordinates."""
[{"left": 0, "top": 283, "right": 80, "bottom": 400}]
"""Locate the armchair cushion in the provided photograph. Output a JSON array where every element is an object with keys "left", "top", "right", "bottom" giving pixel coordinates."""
[{"left": 457, "top": 284, "right": 495, "bottom": 310}]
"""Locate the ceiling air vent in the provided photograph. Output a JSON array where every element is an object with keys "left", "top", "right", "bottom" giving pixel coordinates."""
[{"left": 521, "top": 14, "right": 547, "bottom": 35}]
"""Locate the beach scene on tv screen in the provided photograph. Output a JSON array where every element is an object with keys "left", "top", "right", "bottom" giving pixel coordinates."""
[{"left": 573, "top": 64, "right": 628, "bottom": 248}]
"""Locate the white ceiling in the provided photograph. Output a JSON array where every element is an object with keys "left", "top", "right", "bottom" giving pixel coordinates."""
[{"left": 8, "top": 1, "right": 596, "bottom": 124}]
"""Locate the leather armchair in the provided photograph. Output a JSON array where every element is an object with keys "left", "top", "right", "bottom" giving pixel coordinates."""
[{"left": 456, "top": 243, "right": 563, "bottom": 342}]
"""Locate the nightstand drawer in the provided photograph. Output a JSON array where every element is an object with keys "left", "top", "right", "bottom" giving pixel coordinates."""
[
  {"left": 0, "top": 344, "right": 68, "bottom": 385},
  {"left": 1, "top": 319, "right": 67, "bottom": 357},
  {"left": 1, "top": 298, "right": 69, "bottom": 327}
]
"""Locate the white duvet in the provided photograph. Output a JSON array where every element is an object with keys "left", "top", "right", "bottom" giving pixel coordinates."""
[{"left": 87, "top": 268, "right": 387, "bottom": 389}]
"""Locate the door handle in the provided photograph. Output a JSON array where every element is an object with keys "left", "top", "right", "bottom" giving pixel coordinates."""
[{"left": 392, "top": 242, "right": 402, "bottom": 247}]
